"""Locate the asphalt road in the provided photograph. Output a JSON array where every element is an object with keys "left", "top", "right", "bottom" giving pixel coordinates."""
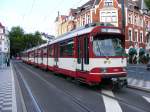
[
  {"left": 12, "top": 61, "right": 150, "bottom": 112},
  {"left": 127, "top": 65, "right": 150, "bottom": 81}
]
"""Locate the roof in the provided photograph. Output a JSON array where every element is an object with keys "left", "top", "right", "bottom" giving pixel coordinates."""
[
  {"left": 0, "top": 22, "right": 4, "bottom": 28},
  {"left": 68, "top": 0, "right": 100, "bottom": 16},
  {"left": 55, "top": 15, "right": 68, "bottom": 22},
  {"left": 69, "top": 8, "right": 78, "bottom": 16}
]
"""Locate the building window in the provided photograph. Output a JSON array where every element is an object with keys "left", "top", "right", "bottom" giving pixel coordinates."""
[
  {"left": 100, "top": 11, "right": 117, "bottom": 26},
  {"left": 128, "top": 14, "right": 132, "bottom": 24},
  {"left": 0, "top": 29, "right": 3, "bottom": 33},
  {"left": 139, "top": 18, "right": 143, "bottom": 27},
  {"left": 134, "top": 31, "right": 138, "bottom": 42},
  {"left": 87, "top": 15, "right": 91, "bottom": 24},
  {"left": 104, "top": 0, "right": 113, "bottom": 6},
  {"left": 111, "top": 12, "right": 117, "bottom": 22},
  {"left": 134, "top": 15, "right": 138, "bottom": 25},
  {"left": 128, "top": 29, "right": 132, "bottom": 41},
  {"left": 82, "top": 16, "right": 85, "bottom": 26},
  {"left": 140, "top": 32, "right": 143, "bottom": 43},
  {"left": 145, "top": 21, "right": 149, "bottom": 30}
]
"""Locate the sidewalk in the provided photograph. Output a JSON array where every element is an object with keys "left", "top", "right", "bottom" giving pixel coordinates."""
[
  {"left": 0, "top": 65, "right": 17, "bottom": 112},
  {"left": 127, "top": 64, "right": 150, "bottom": 92},
  {"left": 127, "top": 77, "right": 150, "bottom": 92}
]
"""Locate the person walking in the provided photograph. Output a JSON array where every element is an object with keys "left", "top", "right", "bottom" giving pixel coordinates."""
[{"left": 7, "top": 58, "right": 10, "bottom": 66}]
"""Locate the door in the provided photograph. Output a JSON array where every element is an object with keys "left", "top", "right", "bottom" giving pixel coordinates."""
[{"left": 76, "top": 35, "right": 89, "bottom": 71}]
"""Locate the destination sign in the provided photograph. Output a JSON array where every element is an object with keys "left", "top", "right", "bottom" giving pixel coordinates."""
[{"left": 101, "top": 28, "right": 121, "bottom": 33}]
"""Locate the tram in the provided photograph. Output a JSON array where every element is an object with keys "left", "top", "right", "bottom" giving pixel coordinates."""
[{"left": 22, "top": 23, "right": 127, "bottom": 88}]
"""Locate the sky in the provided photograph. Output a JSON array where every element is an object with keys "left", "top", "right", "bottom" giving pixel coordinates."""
[{"left": 0, "top": 0, "right": 88, "bottom": 36}]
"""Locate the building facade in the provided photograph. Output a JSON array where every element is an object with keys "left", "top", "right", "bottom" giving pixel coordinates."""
[
  {"left": 0, "top": 22, "right": 10, "bottom": 67},
  {"left": 55, "top": 0, "right": 150, "bottom": 54}
]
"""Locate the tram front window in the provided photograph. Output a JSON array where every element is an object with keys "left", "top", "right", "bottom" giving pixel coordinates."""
[{"left": 93, "top": 35, "right": 125, "bottom": 57}]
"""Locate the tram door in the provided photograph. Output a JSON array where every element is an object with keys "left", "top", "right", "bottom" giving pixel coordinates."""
[
  {"left": 76, "top": 36, "right": 89, "bottom": 71},
  {"left": 54, "top": 44, "right": 59, "bottom": 67}
]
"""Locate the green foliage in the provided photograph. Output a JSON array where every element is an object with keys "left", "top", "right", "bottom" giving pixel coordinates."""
[
  {"left": 9, "top": 26, "right": 46, "bottom": 57},
  {"left": 128, "top": 48, "right": 137, "bottom": 56},
  {"left": 145, "top": 0, "right": 150, "bottom": 9}
]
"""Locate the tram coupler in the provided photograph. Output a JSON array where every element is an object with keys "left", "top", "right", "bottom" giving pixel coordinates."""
[{"left": 111, "top": 77, "right": 127, "bottom": 90}]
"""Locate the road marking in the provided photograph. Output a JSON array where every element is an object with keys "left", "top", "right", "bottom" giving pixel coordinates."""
[
  {"left": 127, "top": 70, "right": 135, "bottom": 72},
  {"left": 130, "top": 79, "right": 137, "bottom": 85},
  {"left": 139, "top": 80, "right": 144, "bottom": 87},
  {"left": 102, "top": 90, "right": 122, "bottom": 112},
  {"left": 146, "top": 81, "right": 150, "bottom": 88},
  {"left": 143, "top": 96, "right": 150, "bottom": 103},
  {"left": 127, "top": 78, "right": 132, "bottom": 83}
]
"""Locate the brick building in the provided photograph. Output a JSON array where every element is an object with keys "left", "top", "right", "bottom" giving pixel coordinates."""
[{"left": 55, "top": 0, "right": 150, "bottom": 54}]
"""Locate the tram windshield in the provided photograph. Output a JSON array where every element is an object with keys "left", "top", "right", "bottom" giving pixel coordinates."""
[{"left": 93, "top": 35, "right": 125, "bottom": 57}]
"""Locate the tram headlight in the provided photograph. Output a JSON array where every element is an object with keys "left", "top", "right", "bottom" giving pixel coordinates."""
[{"left": 101, "top": 68, "right": 107, "bottom": 73}]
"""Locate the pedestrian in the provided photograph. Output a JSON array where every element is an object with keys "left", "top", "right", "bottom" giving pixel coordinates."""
[
  {"left": 4, "top": 57, "right": 6, "bottom": 67},
  {"left": 7, "top": 58, "right": 10, "bottom": 67}
]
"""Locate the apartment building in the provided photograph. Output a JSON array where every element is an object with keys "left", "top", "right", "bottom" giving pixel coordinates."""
[
  {"left": 55, "top": 0, "right": 150, "bottom": 54},
  {"left": 0, "top": 22, "right": 10, "bottom": 66}
]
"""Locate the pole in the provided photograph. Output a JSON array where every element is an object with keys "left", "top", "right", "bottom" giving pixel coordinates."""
[{"left": 121, "top": 0, "right": 126, "bottom": 33}]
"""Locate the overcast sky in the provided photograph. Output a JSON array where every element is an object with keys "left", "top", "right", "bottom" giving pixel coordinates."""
[{"left": 0, "top": 0, "right": 88, "bottom": 36}]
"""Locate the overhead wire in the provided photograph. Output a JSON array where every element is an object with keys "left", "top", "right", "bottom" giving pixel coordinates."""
[
  {"left": 21, "top": 0, "right": 36, "bottom": 31},
  {"left": 42, "top": 0, "right": 84, "bottom": 22}
]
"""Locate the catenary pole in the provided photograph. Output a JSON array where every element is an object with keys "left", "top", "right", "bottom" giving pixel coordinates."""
[{"left": 121, "top": 0, "right": 126, "bottom": 33}]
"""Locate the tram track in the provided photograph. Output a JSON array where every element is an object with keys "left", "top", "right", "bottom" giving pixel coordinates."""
[
  {"left": 14, "top": 62, "right": 96, "bottom": 112},
  {"left": 14, "top": 61, "right": 150, "bottom": 112},
  {"left": 13, "top": 64, "right": 43, "bottom": 112}
]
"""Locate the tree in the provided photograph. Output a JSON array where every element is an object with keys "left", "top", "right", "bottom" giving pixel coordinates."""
[
  {"left": 9, "top": 26, "right": 24, "bottom": 57},
  {"left": 9, "top": 26, "right": 46, "bottom": 57},
  {"left": 145, "top": 0, "right": 150, "bottom": 10}
]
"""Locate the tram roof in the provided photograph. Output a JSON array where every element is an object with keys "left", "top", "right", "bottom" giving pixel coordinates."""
[
  {"left": 48, "top": 25, "right": 95, "bottom": 45},
  {"left": 23, "top": 43, "right": 48, "bottom": 53}
]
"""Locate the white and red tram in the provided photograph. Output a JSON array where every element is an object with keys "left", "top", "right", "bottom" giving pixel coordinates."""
[{"left": 22, "top": 24, "right": 127, "bottom": 87}]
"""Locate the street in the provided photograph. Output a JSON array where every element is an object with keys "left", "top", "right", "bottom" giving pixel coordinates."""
[
  {"left": 12, "top": 61, "right": 150, "bottom": 112},
  {"left": 127, "top": 65, "right": 150, "bottom": 81}
]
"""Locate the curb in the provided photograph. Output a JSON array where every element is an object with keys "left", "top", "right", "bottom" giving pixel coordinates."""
[
  {"left": 11, "top": 63, "right": 17, "bottom": 112},
  {"left": 127, "top": 84, "right": 150, "bottom": 93}
]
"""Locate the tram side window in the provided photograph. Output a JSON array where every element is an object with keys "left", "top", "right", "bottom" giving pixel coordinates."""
[
  {"left": 60, "top": 39, "right": 74, "bottom": 57},
  {"left": 49, "top": 45, "right": 54, "bottom": 57},
  {"left": 43, "top": 47, "right": 47, "bottom": 58},
  {"left": 35, "top": 50, "right": 38, "bottom": 57},
  {"left": 38, "top": 49, "right": 41, "bottom": 58}
]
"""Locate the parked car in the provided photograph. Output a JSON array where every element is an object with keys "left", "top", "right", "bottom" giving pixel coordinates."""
[
  {"left": 147, "top": 60, "right": 150, "bottom": 70},
  {"left": 16, "top": 57, "right": 21, "bottom": 60}
]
